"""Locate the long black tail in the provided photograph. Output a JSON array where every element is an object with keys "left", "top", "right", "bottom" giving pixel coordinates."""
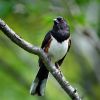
[{"left": 30, "top": 61, "right": 49, "bottom": 96}]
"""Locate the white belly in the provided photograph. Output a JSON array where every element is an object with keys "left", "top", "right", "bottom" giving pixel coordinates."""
[{"left": 48, "top": 36, "right": 69, "bottom": 63}]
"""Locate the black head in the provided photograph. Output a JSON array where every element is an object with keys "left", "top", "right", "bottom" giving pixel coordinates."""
[
  {"left": 52, "top": 17, "right": 70, "bottom": 42},
  {"left": 53, "top": 16, "right": 67, "bottom": 31}
]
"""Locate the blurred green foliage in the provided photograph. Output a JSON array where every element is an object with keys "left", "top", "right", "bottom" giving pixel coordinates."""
[{"left": 0, "top": 0, "right": 100, "bottom": 100}]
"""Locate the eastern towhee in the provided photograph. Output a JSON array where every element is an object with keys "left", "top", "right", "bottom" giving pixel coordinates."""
[{"left": 30, "top": 16, "right": 71, "bottom": 96}]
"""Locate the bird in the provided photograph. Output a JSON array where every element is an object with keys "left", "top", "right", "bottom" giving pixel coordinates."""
[{"left": 30, "top": 16, "right": 71, "bottom": 96}]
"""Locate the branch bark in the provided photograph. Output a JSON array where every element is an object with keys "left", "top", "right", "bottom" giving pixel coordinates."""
[{"left": 0, "top": 19, "right": 81, "bottom": 100}]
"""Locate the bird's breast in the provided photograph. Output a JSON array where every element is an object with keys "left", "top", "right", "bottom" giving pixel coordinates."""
[{"left": 48, "top": 36, "right": 69, "bottom": 63}]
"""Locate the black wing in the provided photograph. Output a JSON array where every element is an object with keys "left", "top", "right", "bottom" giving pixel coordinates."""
[
  {"left": 67, "top": 38, "right": 71, "bottom": 52},
  {"left": 57, "top": 38, "right": 71, "bottom": 66},
  {"left": 41, "top": 31, "right": 52, "bottom": 49},
  {"left": 39, "top": 31, "right": 52, "bottom": 67}
]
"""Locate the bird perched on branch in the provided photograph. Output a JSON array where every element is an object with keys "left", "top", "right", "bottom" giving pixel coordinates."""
[{"left": 30, "top": 16, "right": 71, "bottom": 96}]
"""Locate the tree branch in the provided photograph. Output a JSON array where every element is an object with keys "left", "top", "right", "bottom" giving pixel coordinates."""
[{"left": 0, "top": 19, "right": 81, "bottom": 100}]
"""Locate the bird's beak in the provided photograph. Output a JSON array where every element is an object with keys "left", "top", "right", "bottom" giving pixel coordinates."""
[{"left": 53, "top": 18, "right": 59, "bottom": 24}]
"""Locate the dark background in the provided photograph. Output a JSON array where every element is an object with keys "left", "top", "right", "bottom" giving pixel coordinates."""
[{"left": 0, "top": 0, "right": 100, "bottom": 100}]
